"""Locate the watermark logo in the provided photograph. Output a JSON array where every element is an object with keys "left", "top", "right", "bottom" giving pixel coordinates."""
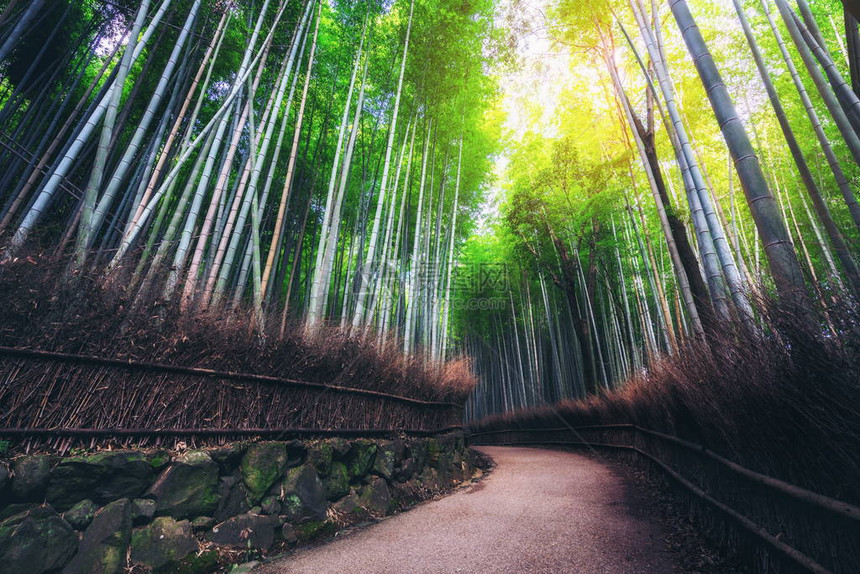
[
  {"left": 453, "top": 262, "right": 510, "bottom": 292},
  {"left": 453, "top": 297, "right": 506, "bottom": 311},
  {"left": 453, "top": 262, "right": 509, "bottom": 311}
]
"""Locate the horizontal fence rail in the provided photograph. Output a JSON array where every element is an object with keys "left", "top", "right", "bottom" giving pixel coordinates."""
[
  {"left": 0, "top": 346, "right": 462, "bottom": 408},
  {"left": 0, "top": 346, "right": 465, "bottom": 452},
  {"left": 0, "top": 426, "right": 464, "bottom": 438},
  {"left": 471, "top": 425, "right": 859, "bottom": 574}
]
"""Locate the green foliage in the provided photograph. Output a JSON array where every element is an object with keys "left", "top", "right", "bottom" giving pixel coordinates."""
[{"left": 3, "top": 0, "right": 858, "bottom": 418}]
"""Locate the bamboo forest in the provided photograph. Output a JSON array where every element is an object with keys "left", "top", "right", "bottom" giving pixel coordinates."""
[
  {"left": 1, "top": 0, "right": 859, "bottom": 408},
  {"left": 0, "top": 0, "right": 858, "bottom": 398},
  {"left": 3, "top": 0, "right": 860, "bottom": 572}
]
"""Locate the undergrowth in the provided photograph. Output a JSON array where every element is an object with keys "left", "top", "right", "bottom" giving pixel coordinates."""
[
  {"left": 0, "top": 252, "right": 477, "bottom": 404},
  {"left": 470, "top": 298, "right": 860, "bottom": 504}
]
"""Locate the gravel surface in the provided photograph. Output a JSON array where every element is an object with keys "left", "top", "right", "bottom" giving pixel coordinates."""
[{"left": 258, "top": 446, "right": 679, "bottom": 573}]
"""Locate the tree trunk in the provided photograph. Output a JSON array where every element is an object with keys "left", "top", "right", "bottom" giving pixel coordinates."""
[
  {"left": 773, "top": 0, "right": 860, "bottom": 164},
  {"left": 733, "top": 0, "right": 860, "bottom": 296},
  {"left": 260, "top": 0, "right": 321, "bottom": 299},
  {"left": 352, "top": 0, "right": 415, "bottom": 331},
  {"left": 760, "top": 0, "right": 860, "bottom": 231},
  {"left": 668, "top": 0, "right": 809, "bottom": 308},
  {"left": 791, "top": 0, "right": 860, "bottom": 135},
  {"left": 846, "top": 8, "right": 860, "bottom": 97},
  {"left": 307, "top": 9, "right": 368, "bottom": 328}
]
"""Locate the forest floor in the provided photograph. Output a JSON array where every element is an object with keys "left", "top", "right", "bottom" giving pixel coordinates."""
[
  {"left": 595, "top": 451, "right": 746, "bottom": 574},
  {"left": 256, "top": 446, "right": 683, "bottom": 573}
]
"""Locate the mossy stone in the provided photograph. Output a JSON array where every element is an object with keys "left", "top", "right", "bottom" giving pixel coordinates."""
[
  {"left": 47, "top": 451, "right": 154, "bottom": 511},
  {"left": 131, "top": 498, "right": 156, "bottom": 526},
  {"left": 147, "top": 451, "right": 220, "bottom": 520},
  {"left": 62, "top": 498, "right": 132, "bottom": 574},
  {"left": 306, "top": 442, "right": 333, "bottom": 476},
  {"left": 214, "top": 475, "right": 250, "bottom": 522},
  {"left": 347, "top": 440, "right": 377, "bottom": 479},
  {"left": 207, "top": 443, "right": 246, "bottom": 475},
  {"left": 0, "top": 505, "right": 78, "bottom": 573},
  {"left": 0, "top": 502, "right": 37, "bottom": 521},
  {"left": 372, "top": 442, "right": 397, "bottom": 479},
  {"left": 11, "top": 455, "right": 52, "bottom": 500},
  {"left": 408, "top": 440, "right": 429, "bottom": 474},
  {"left": 426, "top": 438, "right": 442, "bottom": 466},
  {"left": 436, "top": 458, "right": 455, "bottom": 487},
  {"left": 130, "top": 516, "right": 197, "bottom": 571},
  {"left": 323, "top": 461, "right": 349, "bottom": 501},
  {"left": 260, "top": 495, "right": 280, "bottom": 515},
  {"left": 207, "top": 513, "right": 280, "bottom": 550},
  {"left": 240, "top": 442, "right": 287, "bottom": 504},
  {"left": 191, "top": 516, "right": 215, "bottom": 532},
  {"left": 451, "top": 450, "right": 468, "bottom": 482},
  {"left": 280, "top": 524, "right": 298, "bottom": 544},
  {"left": 395, "top": 457, "right": 417, "bottom": 483},
  {"left": 331, "top": 492, "right": 366, "bottom": 523},
  {"left": 329, "top": 438, "right": 351, "bottom": 459},
  {"left": 62, "top": 498, "right": 98, "bottom": 530},
  {"left": 294, "top": 520, "right": 337, "bottom": 543},
  {"left": 281, "top": 464, "right": 326, "bottom": 522},
  {"left": 165, "top": 549, "right": 218, "bottom": 574},
  {"left": 359, "top": 477, "right": 391, "bottom": 516},
  {"left": 419, "top": 467, "right": 442, "bottom": 492},
  {"left": 147, "top": 450, "right": 172, "bottom": 471}
]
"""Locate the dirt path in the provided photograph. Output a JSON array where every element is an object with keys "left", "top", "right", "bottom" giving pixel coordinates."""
[{"left": 258, "top": 446, "right": 678, "bottom": 574}]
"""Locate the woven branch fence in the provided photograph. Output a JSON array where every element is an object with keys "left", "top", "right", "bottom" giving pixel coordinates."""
[
  {"left": 471, "top": 425, "right": 859, "bottom": 574},
  {"left": 0, "top": 347, "right": 464, "bottom": 453}
]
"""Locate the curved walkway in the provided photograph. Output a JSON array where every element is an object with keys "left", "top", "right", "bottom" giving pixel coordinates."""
[{"left": 259, "top": 446, "right": 678, "bottom": 573}]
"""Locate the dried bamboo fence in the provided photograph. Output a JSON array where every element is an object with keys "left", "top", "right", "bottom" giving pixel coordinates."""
[
  {"left": 471, "top": 425, "right": 859, "bottom": 574},
  {"left": 0, "top": 347, "right": 464, "bottom": 453}
]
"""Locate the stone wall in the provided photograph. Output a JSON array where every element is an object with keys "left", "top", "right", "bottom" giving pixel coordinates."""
[{"left": 0, "top": 431, "right": 474, "bottom": 573}]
